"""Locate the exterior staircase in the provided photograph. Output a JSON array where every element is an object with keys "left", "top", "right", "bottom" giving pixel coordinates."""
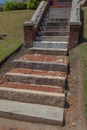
[{"left": 0, "top": 1, "right": 71, "bottom": 126}]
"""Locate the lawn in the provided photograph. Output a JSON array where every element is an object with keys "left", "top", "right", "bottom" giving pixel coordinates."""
[
  {"left": 81, "top": 7, "right": 87, "bottom": 119},
  {"left": 0, "top": 10, "right": 34, "bottom": 62}
]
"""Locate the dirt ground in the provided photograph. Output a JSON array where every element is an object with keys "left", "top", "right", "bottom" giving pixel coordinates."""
[{"left": 0, "top": 44, "right": 87, "bottom": 130}]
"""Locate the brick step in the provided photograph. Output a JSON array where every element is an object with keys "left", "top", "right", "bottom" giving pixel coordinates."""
[
  {"left": 52, "top": 1, "right": 71, "bottom": 4},
  {"left": 0, "top": 83, "right": 65, "bottom": 107},
  {"left": 1, "top": 82, "right": 64, "bottom": 93},
  {"left": 14, "top": 54, "right": 68, "bottom": 72},
  {"left": 6, "top": 68, "right": 67, "bottom": 87},
  {"left": 38, "top": 30, "right": 69, "bottom": 36},
  {"left": 36, "top": 36, "right": 69, "bottom": 42},
  {"left": 28, "top": 47, "right": 68, "bottom": 56},
  {"left": 33, "top": 41, "right": 68, "bottom": 49},
  {"left": 0, "top": 99, "right": 64, "bottom": 125}
]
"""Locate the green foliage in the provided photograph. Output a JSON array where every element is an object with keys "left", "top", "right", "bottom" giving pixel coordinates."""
[
  {"left": 3, "top": 1, "right": 27, "bottom": 11},
  {"left": 27, "top": 0, "right": 42, "bottom": 10}
]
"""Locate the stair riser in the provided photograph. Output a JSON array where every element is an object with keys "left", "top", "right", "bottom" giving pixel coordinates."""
[
  {"left": 38, "top": 31, "right": 69, "bottom": 36},
  {"left": 40, "top": 26, "right": 69, "bottom": 31},
  {"left": 43, "top": 18, "right": 68, "bottom": 23},
  {"left": 45, "top": 26, "right": 68, "bottom": 30},
  {"left": 42, "top": 22, "right": 68, "bottom": 26},
  {"left": 6, "top": 74, "right": 66, "bottom": 87},
  {"left": 0, "top": 89, "right": 65, "bottom": 107},
  {"left": 28, "top": 49, "right": 68, "bottom": 56},
  {"left": 36, "top": 37, "right": 68, "bottom": 42},
  {"left": 14, "top": 61, "right": 68, "bottom": 72},
  {"left": 45, "top": 15, "right": 69, "bottom": 19}
]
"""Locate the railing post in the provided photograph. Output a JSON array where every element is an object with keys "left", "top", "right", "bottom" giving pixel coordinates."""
[{"left": 23, "top": 21, "right": 35, "bottom": 47}]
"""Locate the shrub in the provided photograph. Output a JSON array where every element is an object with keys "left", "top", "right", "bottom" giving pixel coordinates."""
[
  {"left": 27, "top": 0, "right": 42, "bottom": 10},
  {"left": 3, "top": 1, "right": 27, "bottom": 11}
]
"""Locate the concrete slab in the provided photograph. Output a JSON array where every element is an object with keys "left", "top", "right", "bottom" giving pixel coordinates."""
[{"left": 0, "top": 99, "right": 64, "bottom": 125}]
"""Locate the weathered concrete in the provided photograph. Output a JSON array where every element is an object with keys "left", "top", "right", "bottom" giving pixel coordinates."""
[
  {"left": 28, "top": 47, "right": 68, "bottom": 56},
  {"left": 0, "top": 99, "right": 64, "bottom": 125},
  {"left": 33, "top": 41, "right": 68, "bottom": 49}
]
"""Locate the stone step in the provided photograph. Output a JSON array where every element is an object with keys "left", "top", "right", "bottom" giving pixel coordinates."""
[
  {"left": 42, "top": 22, "right": 68, "bottom": 27},
  {"left": 40, "top": 26, "right": 69, "bottom": 31},
  {"left": 50, "top": 5, "right": 71, "bottom": 8},
  {"left": 48, "top": 7, "right": 71, "bottom": 11},
  {"left": 45, "top": 14, "right": 69, "bottom": 19},
  {"left": 43, "top": 18, "right": 69, "bottom": 23},
  {"left": 33, "top": 41, "right": 68, "bottom": 49},
  {"left": 14, "top": 54, "right": 68, "bottom": 72},
  {"left": 46, "top": 11, "right": 70, "bottom": 16},
  {"left": 36, "top": 36, "right": 69, "bottom": 42},
  {"left": 28, "top": 47, "right": 68, "bottom": 56},
  {"left": 0, "top": 99, "right": 64, "bottom": 125},
  {"left": 38, "top": 30, "right": 69, "bottom": 36},
  {"left": 6, "top": 68, "right": 67, "bottom": 87},
  {"left": 0, "top": 84, "right": 65, "bottom": 107},
  {"left": 42, "top": 22, "right": 68, "bottom": 26}
]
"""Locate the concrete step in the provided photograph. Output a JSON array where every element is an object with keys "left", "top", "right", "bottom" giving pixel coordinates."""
[
  {"left": 42, "top": 22, "right": 68, "bottom": 27},
  {"left": 28, "top": 47, "right": 68, "bottom": 56},
  {"left": 0, "top": 99, "right": 64, "bottom": 125},
  {"left": 14, "top": 54, "right": 68, "bottom": 72},
  {"left": 38, "top": 30, "right": 69, "bottom": 36},
  {"left": 48, "top": 7, "right": 71, "bottom": 11},
  {"left": 6, "top": 68, "right": 67, "bottom": 87},
  {"left": 33, "top": 41, "right": 68, "bottom": 49},
  {"left": 46, "top": 11, "right": 70, "bottom": 16},
  {"left": 50, "top": 5, "right": 71, "bottom": 8},
  {"left": 40, "top": 26, "right": 69, "bottom": 31},
  {"left": 43, "top": 18, "right": 69, "bottom": 23},
  {"left": 36, "top": 36, "right": 69, "bottom": 42},
  {"left": 0, "top": 83, "right": 65, "bottom": 107},
  {"left": 45, "top": 14, "right": 69, "bottom": 19}
]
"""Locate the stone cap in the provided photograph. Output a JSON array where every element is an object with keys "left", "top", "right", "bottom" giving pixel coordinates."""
[
  {"left": 23, "top": 1, "right": 48, "bottom": 28},
  {"left": 70, "top": 0, "right": 81, "bottom": 25}
]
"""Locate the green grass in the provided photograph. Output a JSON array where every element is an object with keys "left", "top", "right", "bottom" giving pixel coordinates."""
[
  {"left": 0, "top": 10, "right": 34, "bottom": 62},
  {"left": 81, "top": 7, "right": 87, "bottom": 119}
]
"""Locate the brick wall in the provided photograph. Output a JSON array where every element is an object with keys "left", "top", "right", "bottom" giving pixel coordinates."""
[
  {"left": 69, "top": 24, "right": 81, "bottom": 49},
  {"left": 23, "top": 1, "right": 49, "bottom": 47}
]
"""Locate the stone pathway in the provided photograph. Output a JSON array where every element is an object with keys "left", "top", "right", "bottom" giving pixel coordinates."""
[{"left": 0, "top": 3, "right": 71, "bottom": 126}]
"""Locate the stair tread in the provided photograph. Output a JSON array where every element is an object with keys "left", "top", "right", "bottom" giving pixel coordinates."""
[
  {"left": 29, "top": 47, "right": 68, "bottom": 51},
  {"left": 14, "top": 54, "right": 68, "bottom": 65},
  {"left": 1, "top": 82, "right": 64, "bottom": 93},
  {"left": 7, "top": 68, "right": 67, "bottom": 79},
  {"left": 0, "top": 99, "right": 64, "bottom": 125}
]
